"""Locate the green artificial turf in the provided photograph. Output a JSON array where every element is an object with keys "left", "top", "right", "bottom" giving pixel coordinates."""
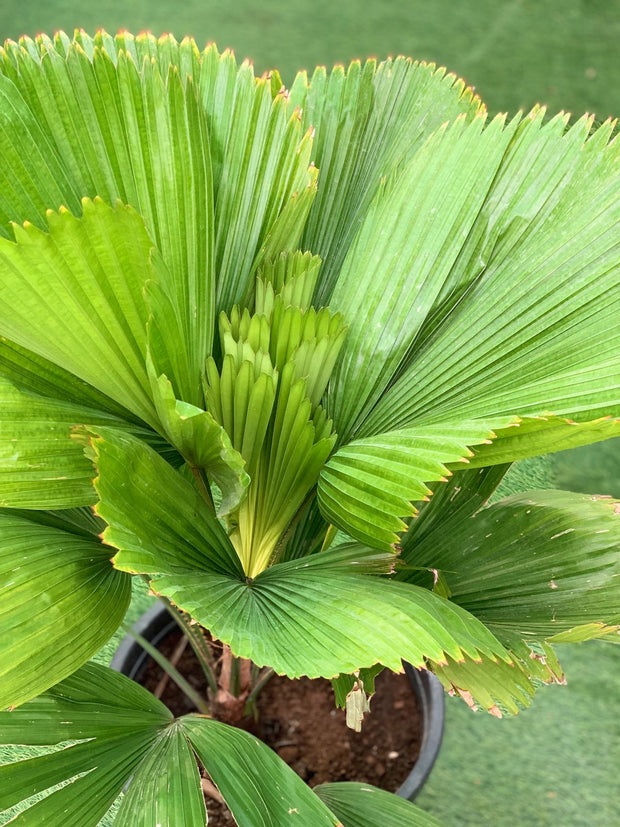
[
  {"left": 552, "top": 439, "right": 620, "bottom": 499},
  {"left": 0, "top": 3, "right": 619, "bottom": 824},
  {"left": 414, "top": 453, "right": 620, "bottom": 824},
  {"left": 416, "top": 642, "right": 620, "bottom": 826}
]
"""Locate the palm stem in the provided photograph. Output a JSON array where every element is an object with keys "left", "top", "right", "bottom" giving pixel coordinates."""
[
  {"left": 121, "top": 622, "right": 211, "bottom": 715},
  {"left": 245, "top": 667, "right": 275, "bottom": 715},
  {"left": 158, "top": 596, "right": 219, "bottom": 696}
]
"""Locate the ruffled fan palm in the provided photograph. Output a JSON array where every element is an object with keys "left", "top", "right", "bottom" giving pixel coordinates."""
[{"left": 0, "top": 30, "right": 618, "bottom": 826}]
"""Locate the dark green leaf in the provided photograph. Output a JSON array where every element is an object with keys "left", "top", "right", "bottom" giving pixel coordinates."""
[
  {"left": 150, "top": 546, "right": 511, "bottom": 679},
  {"left": 182, "top": 715, "right": 341, "bottom": 826},
  {"left": 314, "top": 782, "right": 441, "bottom": 827},
  {"left": 0, "top": 663, "right": 173, "bottom": 826},
  {"left": 0, "top": 516, "right": 131, "bottom": 708},
  {"left": 0, "top": 506, "right": 105, "bottom": 538},
  {"left": 400, "top": 465, "right": 511, "bottom": 573},
  {"left": 115, "top": 725, "right": 206, "bottom": 827},
  {"left": 403, "top": 490, "right": 620, "bottom": 644}
]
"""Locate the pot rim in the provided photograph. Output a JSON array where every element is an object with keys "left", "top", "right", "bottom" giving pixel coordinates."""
[{"left": 110, "top": 603, "right": 445, "bottom": 801}]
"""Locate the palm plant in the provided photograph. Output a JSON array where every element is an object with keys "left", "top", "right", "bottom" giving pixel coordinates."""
[{"left": 0, "top": 28, "right": 619, "bottom": 826}]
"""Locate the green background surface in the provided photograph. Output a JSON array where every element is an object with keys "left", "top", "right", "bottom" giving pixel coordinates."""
[
  {"left": 0, "top": 2, "right": 618, "bottom": 825},
  {"left": 1, "top": 0, "right": 620, "bottom": 119}
]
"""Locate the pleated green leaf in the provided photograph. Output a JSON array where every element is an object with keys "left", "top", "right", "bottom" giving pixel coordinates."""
[
  {"left": 0, "top": 377, "right": 166, "bottom": 509},
  {"left": 197, "top": 45, "right": 315, "bottom": 312},
  {"left": 72, "top": 30, "right": 202, "bottom": 80},
  {"left": 88, "top": 419, "right": 508, "bottom": 678},
  {"left": 314, "top": 782, "right": 441, "bottom": 827},
  {"left": 0, "top": 379, "right": 98, "bottom": 509},
  {"left": 0, "top": 663, "right": 173, "bottom": 826},
  {"left": 317, "top": 419, "right": 515, "bottom": 549},
  {"left": 0, "top": 336, "right": 139, "bottom": 420},
  {"left": 148, "top": 364, "right": 249, "bottom": 516},
  {"left": 0, "top": 199, "right": 158, "bottom": 427},
  {"left": 0, "top": 505, "right": 105, "bottom": 538},
  {"left": 0, "top": 37, "right": 215, "bottom": 394},
  {"left": 89, "top": 33, "right": 319, "bottom": 312},
  {"left": 0, "top": 26, "right": 330, "bottom": 420},
  {"left": 0, "top": 662, "right": 171, "bottom": 745},
  {"left": 464, "top": 414, "right": 620, "bottom": 467},
  {"left": 89, "top": 427, "right": 243, "bottom": 579},
  {"left": 182, "top": 716, "right": 340, "bottom": 826},
  {"left": 150, "top": 546, "right": 511, "bottom": 679},
  {"left": 401, "top": 464, "right": 511, "bottom": 560},
  {"left": 0, "top": 733, "right": 159, "bottom": 825},
  {"left": 289, "top": 55, "right": 483, "bottom": 304},
  {"left": 112, "top": 56, "right": 214, "bottom": 400},
  {"left": 2, "top": 35, "right": 482, "bottom": 316},
  {"left": 114, "top": 725, "right": 207, "bottom": 827},
  {"left": 0, "top": 515, "right": 131, "bottom": 709},
  {"left": 0, "top": 71, "right": 81, "bottom": 232},
  {"left": 327, "top": 113, "right": 518, "bottom": 441},
  {"left": 431, "top": 638, "right": 566, "bottom": 717},
  {"left": 361, "top": 114, "right": 620, "bottom": 436},
  {"left": 84, "top": 434, "right": 513, "bottom": 676},
  {"left": 403, "top": 490, "right": 620, "bottom": 644}
]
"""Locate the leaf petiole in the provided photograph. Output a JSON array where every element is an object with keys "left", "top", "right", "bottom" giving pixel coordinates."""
[{"left": 121, "top": 622, "right": 211, "bottom": 715}]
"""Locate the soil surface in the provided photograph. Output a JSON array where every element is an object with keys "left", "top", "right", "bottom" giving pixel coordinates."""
[{"left": 141, "top": 628, "right": 422, "bottom": 825}]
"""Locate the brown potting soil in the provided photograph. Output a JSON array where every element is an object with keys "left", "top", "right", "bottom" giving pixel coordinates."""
[{"left": 141, "top": 629, "right": 422, "bottom": 826}]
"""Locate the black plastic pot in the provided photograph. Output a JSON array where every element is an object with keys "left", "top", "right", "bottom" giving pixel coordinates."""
[
  {"left": 111, "top": 603, "right": 445, "bottom": 801},
  {"left": 398, "top": 661, "right": 445, "bottom": 799}
]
